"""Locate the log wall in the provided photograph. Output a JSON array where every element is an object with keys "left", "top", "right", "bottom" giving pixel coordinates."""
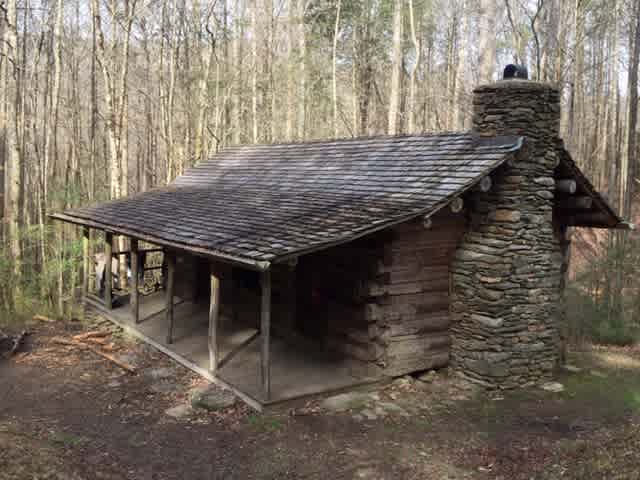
[
  {"left": 293, "top": 210, "right": 467, "bottom": 377},
  {"left": 376, "top": 211, "right": 467, "bottom": 376}
]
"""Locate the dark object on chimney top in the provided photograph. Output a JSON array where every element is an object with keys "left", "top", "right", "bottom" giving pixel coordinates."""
[{"left": 503, "top": 64, "right": 528, "bottom": 80}]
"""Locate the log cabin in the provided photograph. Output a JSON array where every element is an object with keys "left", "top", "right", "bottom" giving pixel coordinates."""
[{"left": 51, "top": 66, "right": 632, "bottom": 409}]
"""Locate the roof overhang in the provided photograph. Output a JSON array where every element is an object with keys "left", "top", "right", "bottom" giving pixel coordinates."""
[
  {"left": 554, "top": 141, "right": 633, "bottom": 230},
  {"left": 49, "top": 212, "right": 272, "bottom": 271}
]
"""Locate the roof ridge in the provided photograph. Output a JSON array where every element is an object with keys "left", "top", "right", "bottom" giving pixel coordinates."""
[{"left": 217, "top": 131, "right": 474, "bottom": 151}]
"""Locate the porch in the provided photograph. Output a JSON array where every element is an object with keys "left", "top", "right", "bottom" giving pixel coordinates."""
[{"left": 82, "top": 230, "right": 381, "bottom": 410}]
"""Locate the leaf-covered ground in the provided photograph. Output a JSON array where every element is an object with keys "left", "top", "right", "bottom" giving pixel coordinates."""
[{"left": 1, "top": 318, "right": 639, "bottom": 479}]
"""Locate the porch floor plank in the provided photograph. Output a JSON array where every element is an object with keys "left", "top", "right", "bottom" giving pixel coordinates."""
[{"left": 90, "top": 291, "right": 381, "bottom": 409}]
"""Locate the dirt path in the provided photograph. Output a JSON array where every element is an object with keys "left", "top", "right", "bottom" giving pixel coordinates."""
[{"left": 1, "top": 320, "right": 639, "bottom": 479}]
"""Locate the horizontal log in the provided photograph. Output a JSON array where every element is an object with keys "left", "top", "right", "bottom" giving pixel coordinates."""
[
  {"left": 381, "top": 314, "right": 451, "bottom": 337},
  {"left": 474, "top": 175, "right": 492, "bottom": 193},
  {"left": 385, "top": 332, "right": 451, "bottom": 348},
  {"left": 364, "top": 277, "right": 450, "bottom": 297},
  {"left": 556, "top": 179, "right": 577, "bottom": 194},
  {"left": 386, "top": 266, "right": 449, "bottom": 284},
  {"left": 616, "top": 221, "right": 636, "bottom": 230},
  {"left": 326, "top": 336, "right": 384, "bottom": 362},
  {"left": 557, "top": 195, "right": 592, "bottom": 210},
  {"left": 328, "top": 323, "right": 380, "bottom": 344},
  {"left": 377, "top": 291, "right": 450, "bottom": 311},
  {"left": 382, "top": 350, "right": 450, "bottom": 377},
  {"left": 561, "top": 212, "right": 614, "bottom": 226},
  {"left": 449, "top": 196, "right": 464, "bottom": 213}
]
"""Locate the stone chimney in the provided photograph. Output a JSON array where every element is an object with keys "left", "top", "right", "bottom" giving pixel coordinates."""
[{"left": 450, "top": 66, "right": 564, "bottom": 388}]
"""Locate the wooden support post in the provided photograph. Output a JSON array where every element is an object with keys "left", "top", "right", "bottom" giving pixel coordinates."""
[
  {"left": 556, "top": 179, "right": 577, "bottom": 194},
  {"left": 82, "top": 227, "right": 90, "bottom": 298},
  {"left": 104, "top": 232, "right": 113, "bottom": 310},
  {"left": 165, "top": 251, "right": 176, "bottom": 344},
  {"left": 131, "top": 239, "right": 140, "bottom": 324},
  {"left": 208, "top": 266, "right": 221, "bottom": 374},
  {"left": 260, "top": 269, "right": 272, "bottom": 400}
]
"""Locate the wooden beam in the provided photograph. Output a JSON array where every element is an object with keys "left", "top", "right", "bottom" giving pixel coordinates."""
[
  {"left": 474, "top": 176, "right": 492, "bottom": 193},
  {"left": 260, "top": 269, "right": 272, "bottom": 399},
  {"left": 131, "top": 239, "right": 140, "bottom": 324},
  {"left": 556, "top": 179, "right": 577, "bottom": 194},
  {"left": 165, "top": 251, "right": 176, "bottom": 344},
  {"left": 616, "top": 221, "right": 636, "bottom": 230},
  {"left": 449, "top": 196, "right": 464, "bottom": 213},
  {"left": 557, "top": 195, "right": 593, "bottom": 210},
  {"left": 82, "top": 227, "right": 90, "bottom": 298},
  {"left": 562, "top": 212, "right": 614, "bottom": 226},
  {"left": 104, "top": 232, "right": 113, "bottom": 310},
  {"left": 208, "top": 266, "right": 221, "bottom": 374}
]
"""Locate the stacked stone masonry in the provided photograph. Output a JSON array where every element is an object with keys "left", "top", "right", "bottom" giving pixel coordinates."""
[{"left": 450, "top": 80, "right": 564, "bottom": 388}]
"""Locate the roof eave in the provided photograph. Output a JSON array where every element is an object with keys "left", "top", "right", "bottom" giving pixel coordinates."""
[{"left": 49, "top": 212, "right": 272, "bottom": 272}]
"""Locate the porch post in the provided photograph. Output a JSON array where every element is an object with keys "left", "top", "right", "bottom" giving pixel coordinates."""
[
  {"left": 260, "top": 269, "right": 272, "bottom": 399},
  {"left": 131, "top": 238, "right": 140, "bottom": 324},
  {"left": 165, "top": 251, "right": 176, "bottom": 344},
  {"left": 208, "top": 264, "right": 220, "bottom": 374},
  {"left": 104, "top": 232, "right": 113, "bottom": 310},
  {"left": 82, "top": 227, "right": 90, "bottom": 298}
]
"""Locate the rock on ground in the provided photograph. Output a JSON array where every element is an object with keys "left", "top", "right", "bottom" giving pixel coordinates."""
[
  {"left": 165, "top": 404, "right": 192, "bottom": 419},
  {"left": 540, "top": 382, "right": 565, "bottom": 393},
  {"left": 145, "top": 367, "right": 175, "bottom": 380},
  {"left": 190, "top": 385, "right": 236, "bottom": 411},
  {"left": 562, "top": 364, "right": 582, "bottom": 374},
  {"left": 320, "top": 392, "right": 375, "bottom": 413}
]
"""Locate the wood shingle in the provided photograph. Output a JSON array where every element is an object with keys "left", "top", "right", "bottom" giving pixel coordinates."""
[{"left": 52, "top": 133, "right": 524, "bottom": 268}]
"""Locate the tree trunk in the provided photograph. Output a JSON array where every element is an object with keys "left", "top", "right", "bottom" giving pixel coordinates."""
[
  {"left": 388, "top": 0, "right": 402, "bottom": 135},
  {"left": 478, "top": 0, "right": 496, "bottom": 83},
  {"left": 332, "top": 0, "right": 342, "bottom": 137}
]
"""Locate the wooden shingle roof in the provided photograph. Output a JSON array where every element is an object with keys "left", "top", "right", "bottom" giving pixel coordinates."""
[{"left": 52, "top": 133, "right": 524, "bottom": 269}]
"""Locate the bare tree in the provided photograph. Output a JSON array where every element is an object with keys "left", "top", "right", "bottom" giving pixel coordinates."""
[
  {"left": 388, "top": 0, "right": 402, "bottom": 135},
  {"left": 478, "top": 0, "right": 497, "bottom": 83}
]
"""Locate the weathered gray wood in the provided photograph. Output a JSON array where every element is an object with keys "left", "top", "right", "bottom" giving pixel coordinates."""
[
  {"left": 104, "top": 232, "right": 113, "bottom": 310},
  {"left": 556, "top": 179, "right": 577, "bottom": 194},
  {"left": 617, "top": 221, "right": 636, "bottom": 230},
  {"left": 208, "top": 267, "right": 221, "bottom": 373},
  {"left": 380, "top": 315, "right": 451, "bottom": 337},
  {"left": 474, "top": 175, "right": 492, "bottom": 192},
  {"left": 165, "top": 252, "right": 176, "bottom": 344},
  {"left": 131, "top": 239, "right": 140, "bottom": 324},
  {"left": 558, "top": 195, "right": 592, "bottom": 210},
  {"left": 82, "top": 227, "right": 90, "bottom": 297},
  {"left": 449, "top": 196, "right": 464, "bottom": 213},
  {"left": 260, "top": 270, "right": 272, "bottom": 399},
  {"left": 562, "top": 212, "right": 614, "bottom": 226}
]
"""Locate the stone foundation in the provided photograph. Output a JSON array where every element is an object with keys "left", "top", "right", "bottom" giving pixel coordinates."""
[{"left": 450, "top": 80, "right": 564, "bottom": 388}]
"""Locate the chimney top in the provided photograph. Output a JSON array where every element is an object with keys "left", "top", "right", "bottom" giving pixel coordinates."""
[{"left": 503, "top": 64, "right": 528, "bottom": 80}]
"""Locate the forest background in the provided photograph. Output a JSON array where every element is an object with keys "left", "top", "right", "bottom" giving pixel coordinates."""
[{"left": 0, "top": 0, "right": 639, "bottom": 345}]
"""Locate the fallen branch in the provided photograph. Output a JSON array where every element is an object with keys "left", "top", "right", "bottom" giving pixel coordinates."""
[
  {"left": 33, "top": 314, "right": 55, "bottom": 323},
  {"left": 72, "top": 331, "right": 110, "bottom": 341},
  {"left": 51, "top": 336, "right": 136, "bottom": 375}
]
